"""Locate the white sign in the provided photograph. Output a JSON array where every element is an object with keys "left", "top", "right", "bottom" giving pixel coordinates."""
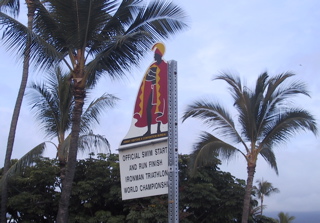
[{"left": 119, "top": 140, "right": 168, "bottom": 200}]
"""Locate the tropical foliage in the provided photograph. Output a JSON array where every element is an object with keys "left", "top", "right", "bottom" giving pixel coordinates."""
[
  {"left": 0, "top": 143, "right": 46, "bottom": 186},
  {"left": 252, "top": 215, "right": 277, "bottom": 223},
  {"left": 27, "top": 67, "right": 117, "bottom": 168},
  {"left": 0, "top": 67, "right": 116, "bottom": 221},
  {"left": 2, "top": 154, "right": 247, "bottom": 222},
  {"left": 182, "top": 72, "right": 317, "bottom": 222},
  {"left": 5, "top": 158, "right": 60, "bottom": 222}
]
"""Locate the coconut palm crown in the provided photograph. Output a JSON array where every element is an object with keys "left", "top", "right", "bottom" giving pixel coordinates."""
[
  {"left": 182, "top": 72, "right": 317, "bottom": 223},
  {"left": 276, "top": 212, "right": 295, "bottom": 223},
  {"left": 27, "top": 67, "right": 117, "bottom": 168},
  {"left": 253, "top": 179, "right": 279, "bottom": 216}
]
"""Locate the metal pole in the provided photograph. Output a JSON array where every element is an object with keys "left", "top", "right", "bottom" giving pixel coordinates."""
[{"left": 168, "top": 60, "right": 179, "bottom": 223}]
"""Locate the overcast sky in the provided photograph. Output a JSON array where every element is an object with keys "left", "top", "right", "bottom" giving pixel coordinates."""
[{"left": 1, "top": 0, "right": 320, "bottom": 219}]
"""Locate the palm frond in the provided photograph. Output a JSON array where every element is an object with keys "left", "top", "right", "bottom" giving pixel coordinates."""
[
  {"left": 254, "top": 72, "right": 269, "bottom": 97},
  {"left": 258, "top": 73, "right": 308, "bottom": 131},
  {"left": 254, "top": 179, "right": 280, "bottom": 199},
  {"left": 90, "top": 0, "right": 142, "bottom": 49},
  {"left": 265, "top": 72, "right": 297, "bottom": 103},
  {"left": 35, "top": 0, "right": 116, "bottom": 54},
  {"left": 86, "top": 31, "right": 150, "bottom": 85},
  {"left": 108, "top": 0, "right": 142, "bottom": 27},
  {"left": 182, "top": 99, "right": 244, "bottom": 145},
  {"left": 0, "top": 0, "right": 20, "bottom": 17},
  {"left": 127, "top": 0, "right": 188, "bottom": 39},
  {"left": 0, "top": 11, "right": 63, "bottom": 70},
  {"left": 262, "top": 108, "right": 318, "bottom": 148},
  {"left": 214, "top": 73, "right": 256, "bottom": 141},
  {"left": 214, "top": 72, "right": 243, "bottom": 106},
  {"left": 58, "top": 135, "right": 71, "bottom": 161},
  {"left": 32, "top": 0, "right": 68, "bottom": 51},
  {"left": 33, "top": 0, "right": 117, "bottom": 64},
  {"left": 27, "top": 68, "right": 73, "bottom": 139},
  {"left": 54, "top": 69, "right": 73, "bottom": 137},
  {"left": 277, "top": 212, "right": 296, "bottom": 222},
  {"left": 27, "top": 82, "right": 60, "bottom": 138},
  {"left": 254, "top": 72, "right": 268, "bottom": 132},
  {"left": 191, "top": 131, "right": 244, "bottom": 169},
  {"left": 0, "top": 12, "right": 30, "bottom": 53},
  {"left": 78, "top": 131, "right": 110, "bottom": 156},
  {"left": 81, "top": 93, "right": 119, "bottom": 133},
  {"left": 85, "top": 0, "right": 188, "bottom": 84},
  {"left": 0, "top": 142, "right": 46, "bottom": 188},
  {"left": 259, "top": 146, "right": 278, "bottom": 174},
  {"left": 251, "top": 205, "right": 267, "bottom": 216},
  {"left": 58, "top": 132, "right": 111, "bottom": 160},
  {"left": 263, "top": 72, "right": 310, "bottom": 116}
]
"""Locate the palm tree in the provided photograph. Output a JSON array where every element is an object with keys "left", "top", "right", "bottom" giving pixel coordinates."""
[
  {"left": 0, "top": 67, "right": 116, "bottom": 219},
  {"left": 182, "top": 72, "right": 317, "bottom": 223},
  {"left": 1, "top": 1, "right": 187, "bottom": 221},
  {"left": 0, "top": 143, "right": 46, "bottom": 187},
  {"left": 27, "top": 66, "right": 117, "bottom": 184},
  {"left": 0, "top": 0, "right": 40, "bottom": 221},
  {"left": 276, "top": 212, "right": 295, "bottom": 223},
  {"left": 254, "top": 179, "right": 279, "bottom": 216}
]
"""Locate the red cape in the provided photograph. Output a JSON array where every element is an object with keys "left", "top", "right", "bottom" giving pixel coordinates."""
[{"left": 133, "top": 60, "right": 168, "bottom": 127}]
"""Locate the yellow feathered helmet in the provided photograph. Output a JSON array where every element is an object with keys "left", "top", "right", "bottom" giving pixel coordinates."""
[{"left": 152, "top": 42, "right": 165, "bottom": 56}]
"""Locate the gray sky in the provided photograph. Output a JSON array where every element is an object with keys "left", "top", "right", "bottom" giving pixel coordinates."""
[{"left": 1, "top": 0, "right": 320, "bottom": 217}]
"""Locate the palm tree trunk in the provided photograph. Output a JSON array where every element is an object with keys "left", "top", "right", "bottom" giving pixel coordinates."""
[
  {"left": 58, "top": 158, "right": 67, "bottom": 187},
  {"left": 56, "top": 84, "right": 85, "bottom": 223},
  {"left": 57, "top": 143, "right": 67, "bottom": 187},
  {"left": 0, "top": 2, "right": 35, "bottom": 222},
  {"left": 261, "top": 195, "right": 264, "bottom": 216},
  {"left": 242, "top": 164, "right": 256, "bottom": 223}
]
